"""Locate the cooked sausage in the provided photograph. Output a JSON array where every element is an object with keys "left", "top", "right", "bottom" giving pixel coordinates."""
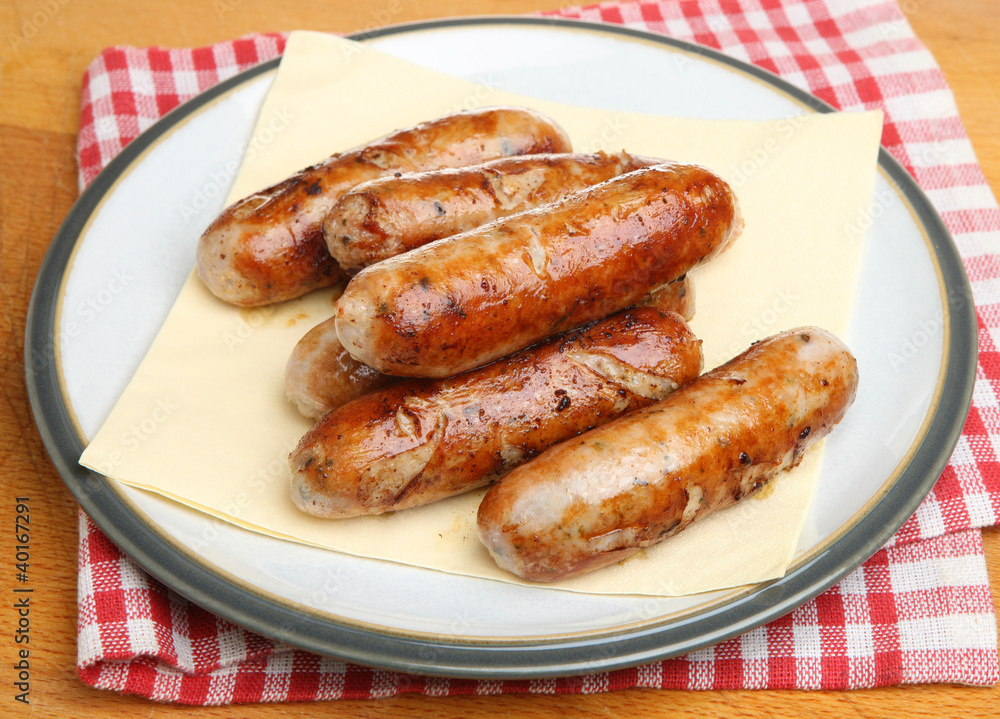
[
  {"left": 323, "top": 151, "right": 659, "bottom": 273},
  {"left": 196, "top": 107, "right": 572, "bottom": 307},
  {"left": 289, "top": 307, "right": 703, "bottom": 518},
  {"left": 284, "top": 317, "right": 396, "bottom": 419},
  {"left": 476, "top": 327, "right": 859, "bottom": 583},
  {"left": 284, "top": 275, "right": 695, "bottom": 420},
  {"left": 639, "top": 275, "right": 695, "bottom": 323},
  {"left": 335, "top": 162, "right": 742, "bottom": 378}
]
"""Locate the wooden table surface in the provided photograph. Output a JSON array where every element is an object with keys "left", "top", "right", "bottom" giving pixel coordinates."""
[{"left": 2, "top": 0, "right": 998, "bottom": 715}]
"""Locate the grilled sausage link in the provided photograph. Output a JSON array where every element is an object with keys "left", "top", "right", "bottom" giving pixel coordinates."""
[
  {"left": 284, "top": 317, "right": 396, "bottom": 419},
  {"left": 477, "top": 327, "right": 859, "bottom": 583},
  {"left": 285, "top": 275, "right": 695, "bottom": 420},
  {"left": 335, "top": 162, "right": 742, "bottom": 378},
  {"left": 323, "top": 151, "right": 659, "bottom": 273},
  {"left": 639, "top": 275, "right": 695, "bottom": 323},
  {"left": 196, "top": 106, "right": 572, "bottom": 307},
  {"left": 289, "top": 307, "right": 702, "bottom": 518}
]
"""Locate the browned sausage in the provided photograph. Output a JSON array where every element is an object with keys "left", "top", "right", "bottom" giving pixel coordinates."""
[
  {"left": 323, "top": 151, "right": 659, "bottom": 273},
  {"left": 196, "top": 107, "right": 572, "bottom": 307},
  {"left": 284, "top": 317, "right": 396, "bottom": 419},
  {"left": 335, "top": 162, "right": 742, "bottom": 378},
  {"left": 639, "top": 275, "right": 695, "bottom": 323},
  {"left": 284, "top": 275, "right": 695, "bottom": 420},
  {"left": 289, "top": 307, "right": 703, "bottom": 518},
  {"left": 476, "top": 327, "right": 859, "bottom": 583}
]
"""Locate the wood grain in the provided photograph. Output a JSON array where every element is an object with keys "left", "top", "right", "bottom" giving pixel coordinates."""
[{"left": 1, "top": 0, "right": 997, "bottom": 716}]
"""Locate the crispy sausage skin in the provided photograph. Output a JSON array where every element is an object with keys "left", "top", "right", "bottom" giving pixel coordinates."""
[
  {"left": 284, "top": 275, "right": 695, "bottom": 420},
  {"left": 477, "top": 327, "right": 859, "bottom": 583},
  {"left": 640, "top": 275, "right": 695, "bottom": 323},
  {"left": 335, "top": 162, "right": 742, "bottom": 378},
  {"left": 196, "top": 107, "right": 572, "bottom": 307},
  {"left": 289, "top": 307, "right": 703, "bottom": 518},
  {"left": 323, "top": 151, "right": 659, "bottom": 273},
  {"left": 284, "top": 318, "right": 396, "bottom": 419}
]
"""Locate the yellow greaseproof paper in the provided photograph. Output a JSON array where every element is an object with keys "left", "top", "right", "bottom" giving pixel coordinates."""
[{"left": 80, "top": 31, "right": 883, "bottom": 596}]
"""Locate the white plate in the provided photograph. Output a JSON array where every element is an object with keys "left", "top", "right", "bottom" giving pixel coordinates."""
[{"left": 26, "top": 17, "right": 976, "bottom": 677}]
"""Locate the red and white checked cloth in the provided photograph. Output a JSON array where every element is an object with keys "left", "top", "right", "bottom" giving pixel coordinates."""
[{"left": 74, "top": 0, "right": 1000, "bottom": 704}]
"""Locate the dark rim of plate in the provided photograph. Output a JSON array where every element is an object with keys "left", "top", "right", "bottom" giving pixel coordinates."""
[{"left": 24, "top": 15, "right": 977, "bottom": 678}]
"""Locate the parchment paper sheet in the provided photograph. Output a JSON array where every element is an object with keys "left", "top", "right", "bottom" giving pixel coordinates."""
[{"left": 80, "top": 31, "right": 883, "bottom": 596}]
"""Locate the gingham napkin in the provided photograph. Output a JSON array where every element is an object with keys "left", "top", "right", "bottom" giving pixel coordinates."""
[{"left": 74, "top": 0, "right": 1000, "bottom": 704}]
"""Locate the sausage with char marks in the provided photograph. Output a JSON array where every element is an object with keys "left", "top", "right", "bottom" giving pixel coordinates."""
[
  {"left": 289, "top": 307, "right": 702, "bottom": 517},
  {"left": 477, "top": 327, "right": 859, "bottom": 583},
  {"left": 323, "top": 151, "right": 659, "bottom": 273},
  {"left": 335, "top": 162, "right": 742, "bottom": 378},
  {"left": 196, "top": 106, "right": 572, "bottom": 306},
  {"left": 285, "top": 276, "right": 695, "bottom": 419}
]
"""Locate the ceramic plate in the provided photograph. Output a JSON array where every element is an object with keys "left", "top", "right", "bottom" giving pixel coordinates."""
[{"left": 25, "top": 17, "right": 976, "bottom": 677}]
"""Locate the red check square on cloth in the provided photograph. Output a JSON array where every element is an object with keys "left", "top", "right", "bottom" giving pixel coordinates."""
[{"left": 73, "top": 0, "right": 1000, "bottom": 704}]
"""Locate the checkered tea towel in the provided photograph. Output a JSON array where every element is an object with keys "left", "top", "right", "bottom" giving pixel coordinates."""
[{"left": 74, "top": 0, "right": 1000, "bottom": 704}]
